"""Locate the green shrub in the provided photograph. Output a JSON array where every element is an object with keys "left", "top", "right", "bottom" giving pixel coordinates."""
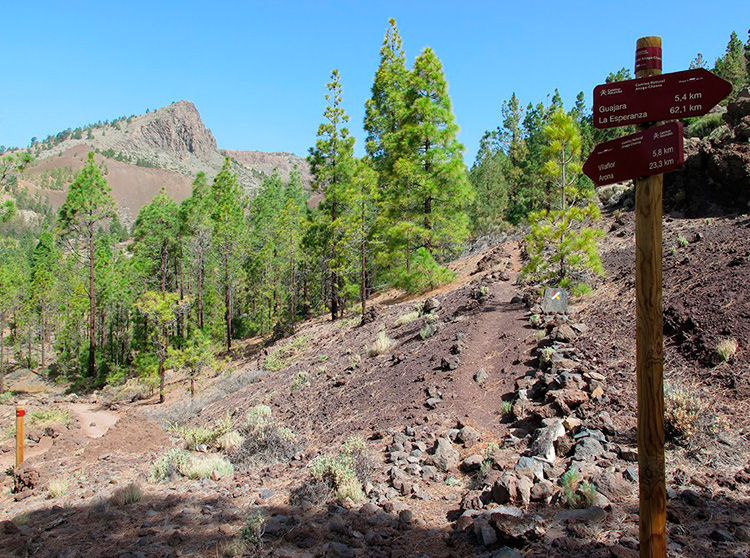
[
  {"left": 263, "top": 335, "right": 309, "bottom": 371},
  {"left": 0, "top": 392, "right": 13, "bottom": 404},
  {"left": 391, "top": 247, "right": 455, "bottom": 294},
  {"left": 168, "top": 413, "right": 233, "bottom": 449},
  {"left": 291, "top": 370, "right": 310, "bottom": 392},
  {"left": 419, "top": 322, "right": 439, "bottom": 340},
  {"left": 686, "top": 112, "right": 724, "bottom": 138},
  {"left": 29, "top": 408, "right": 72, "bottom": 428},
  {"left": 229, "top": 406, "right": 300, "bottom": 469},
  {"left": 241, "top": 510, "right": 266, "bottom": 550},
  {"left": 677, "top": 235, "right": 689, "bottom": 248},
  {"left": 664, "top": 380, "right": 704, "bottom": 442},
  {"left": 560, "top": 468, "right": 596, "bottom": 508},
  {"left": 150, "top": 449, "right": 190, "bottom": 482},
  {"left": 181, "top": 455, "right": 234, "bottom": 480},
  {"left": 309, "top": 453, "right": 365, "bottom": 503}
]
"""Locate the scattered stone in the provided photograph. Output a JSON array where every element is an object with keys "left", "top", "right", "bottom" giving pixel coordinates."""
[
  {"left": 554, "top": 324, "right": 577, "bottom": 342},
  {"left": 265, "top": 514, "right": 289, "bottom": 537},
  {"left": 619, "top": 447, "right": 638, "bottom": 462},
  {"left": 624, "top": 467, "right": 638, "bottom": 483},
  {"left": 474, "top": 369, "right": 489, "bottom": 385},
  {"left": 530, "top": 479, "right": 555, "bottom": 501},
  {"left": 441, "top": 356, "right": 460, "bottom": 370},
  {"left": 326, "top": 542, "right": 355, "bottom": 558},
  {"left": 735, "top": 525, "right": 750, "bottom": 542},
  {"left": 680, "top": 489, "right": 703, "bottom": 507},
  {"left": 530, "top": 419, "right": 565, "bottom": 462},
  {"left": 709, "top": 529, "right": 735, "bottom": 543},
  {"left": 491, "top": 473, "right": 515, "bottom": 505},
  {"left": 554, "top": 506, "right": 607, "bottom": 523},
  {"left": 573, "top": 437, "right": 605, "bottom": 461},
  {"left": 457, "top": 425, "right": 480, "bottom": 448},
  {"left": 541, "top": 287, "right": 568, "bottom": 314},
  {"left": 431, "top": 438, "right": 460, "bottom": 472},
  {"left": 461, "top": 454, "right": 484, "bottom": 472},
  {"left": 422, "top": 297, "right": 441, "bottom": 314},
  {"left": 2, "top": 520, "right": 20, "bottom": 535},
  {"left": 490, "top": 549, "right": 524, "bottom": 558},
  {"left": 476, "top": 521, "right": 498, "bottom": 547},
  {"left": 514, "top": 456, "right": 545, "bottom": 482},
  {"left": 491, "top": 512, "right": 545, "bottom": 545}
]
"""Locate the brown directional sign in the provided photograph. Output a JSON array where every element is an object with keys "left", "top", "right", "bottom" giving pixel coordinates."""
[
  {"left": 593, "top": 68, "right": 732, "bottom": 129},
  {"left": 583, "top": 121, "right": 684, "bottom": 186}
]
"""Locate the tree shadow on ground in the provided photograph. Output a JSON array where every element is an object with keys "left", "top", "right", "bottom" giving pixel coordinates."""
[{"left": 2, "top": 484, "right": 749, "bottom": 558}]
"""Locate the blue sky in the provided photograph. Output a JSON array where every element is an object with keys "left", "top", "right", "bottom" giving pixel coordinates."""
[{"left": 2, "top": 1, "right": 748, "bottom": 161}]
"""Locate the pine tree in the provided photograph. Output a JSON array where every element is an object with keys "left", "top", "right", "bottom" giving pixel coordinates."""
[
  {"left": 133, "top": 188, "right": 180, "bottom": 292},
  {"left": 30, "top": 227, "right": 60, "bottom": 368},
  {"left": 523, "top": 109, "right": 603, "bottom": 293},
  {"left": 308, "top": 69, "right": 356, "bottom": 320},
  {"left": 382, "top": 47, "right": 473, "bottom": 292},
  {"left": 180, "top": 172, "right": 213, "bottom": 330},
  {"left": 210, "top": 158, "right": 246, "bottom": 349},
  {"left": 341, "top": 159, "right": 379, "bottom": 320},
  {"left": 135, "top": 290, "right": 189, "bottom": 403},
  {"left": 364, "top": 18, "right": 408, "bottom": 181},
  {"left": 58, "top": 152, "right": 115, "bottom": 377},
  {"left": 0, "top": 241, "right": 27, "bottom": 392},
  {"left": 714, "top": 31, "right": 748, "bottom": 97},
  {"left": 469, "top": 133, "right": 511, "bottom": 236}
]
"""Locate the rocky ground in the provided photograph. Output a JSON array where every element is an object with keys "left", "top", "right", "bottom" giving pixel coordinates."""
[{"left": 1, "top": 204, "right": 748, "bottom": 558}]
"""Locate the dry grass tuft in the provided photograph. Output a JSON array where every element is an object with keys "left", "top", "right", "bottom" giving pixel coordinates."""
[
  {"left": 367, "top": 330, "right": 394, "bottom": 357},
  {"left": 110, "top": 482, "right": 142, "bottom": 506}
]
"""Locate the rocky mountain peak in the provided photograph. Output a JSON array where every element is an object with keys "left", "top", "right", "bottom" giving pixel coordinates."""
[{"left": 133, "top": 100, "right": 218, "bottom": 161}]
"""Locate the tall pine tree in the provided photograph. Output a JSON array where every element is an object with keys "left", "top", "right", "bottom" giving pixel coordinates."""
[
  {"left": 58, "top": 152, "right": 115, "bottom": 377},
  {"left": 308, "top": 69, "right": 356, "bottom": 320},
  {"left": 383, "top": 47, "right": 473, "bottom": 291}
]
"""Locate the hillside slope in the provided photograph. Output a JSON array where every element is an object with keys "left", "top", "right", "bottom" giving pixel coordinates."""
[
  {"left": 12, "top": 101, "right": 309, "bottom": 224},
  {"left": 1, "top": 219, "right": 748, "bottom": 557}
]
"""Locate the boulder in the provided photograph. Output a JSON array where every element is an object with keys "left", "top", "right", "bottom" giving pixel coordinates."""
[
  {"left": 430, "top": 438, "right": 459, "bottom": 472},
  {"left": 529, "top": 419, "right": 565, "bottom": 462}
]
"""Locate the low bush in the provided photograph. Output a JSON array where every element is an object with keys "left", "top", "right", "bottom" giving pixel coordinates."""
[
  {"left": 110, "top": 482, "right": 142, "bottom": 506},
  {"left": 309, "top": 454, "right": 365, "bottom": 503},
  {"left": 150, "top": 449, "right": 234, "bottom": 481},
  {"left": 263, "top": 335, "right": 310, "bottom": 372},
  {"left": 394, "top": 311, "right": 420, "bottom": 327},
  {"left": 216, "top": 431, "right": 244, "bottom": 453},
  {"left": 168, "top": 413, "right": 233, "bottom": 450},
  {"left": 47, "top": 477, "right": 69, "bottom": 498},
  {"left": 181, "top": 455, "right": 234, "bottom": 480},
  {"left": 228, "top": 405, "right": 301, "bottom": 470},
  {"left": 716, "top": 338, "right": 738, "bottom": 363},
  {"left": 367, "top": 330, "right": 394, "bottom": 357},
  {"left": 150, "top": 449, "right": 191, "bottom": 482},
  {"left": 29, "top": 408, "right": 72, "bottom": 428}
]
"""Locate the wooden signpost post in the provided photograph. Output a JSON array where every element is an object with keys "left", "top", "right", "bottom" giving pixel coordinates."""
[
  {"left": 16, "top": 405, "right": 24, "bottom": 467},
  {"left": 583, "top": 37, "right": 732, "bottom": 558},
  {"left": 633, "top": 36, "right": 667, "bottom": 558}
]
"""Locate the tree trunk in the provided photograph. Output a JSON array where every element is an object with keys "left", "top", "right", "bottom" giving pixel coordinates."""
[
  {"left": 360, "top": 202, "right": 367, "bottom": 319},
  {"left": 41, "top": 309, "right": 46, "bottom": 368},
  {"left": 88, "top": 228, "right": 96, "bottom": 378},
  {"left": 0, "top": 314, "right": 4, "bottom": 393},
  {"left": 197, "top": 253, "right": 204, "bottom": 329},
  {"left": 330, "top": 200, "right": 338, "bottom": 321},
  {"left": 559, "top": 146, "right": 566, "bottom": 282},
  {"left": 224, "top": 256, "right": 231, "bottom": 350}
]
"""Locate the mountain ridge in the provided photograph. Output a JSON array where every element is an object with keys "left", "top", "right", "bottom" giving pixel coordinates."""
[{"left": 13, "top": 100, "right": 310, "bottom": 224}]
